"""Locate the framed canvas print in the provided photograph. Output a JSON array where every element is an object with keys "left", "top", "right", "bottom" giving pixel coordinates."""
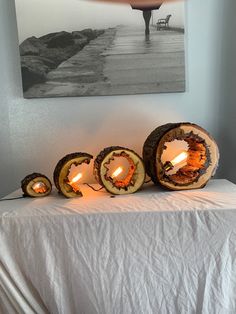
[{"left": 14, "top": 0, "right": 186, "bottom": 98}]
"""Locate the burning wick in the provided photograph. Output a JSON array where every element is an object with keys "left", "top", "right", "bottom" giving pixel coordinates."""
[
  {"left": 111, "top": 167, "right": 123, "bottom": 179},
  {"left": 163, "top": 151, "right": 188, "bottom": 172},
  {"left": 69, "top": 173, "right": 83, "bottom": 192},
  {"left": 32, "top": 182, "right": 47, "bottom": 194}
]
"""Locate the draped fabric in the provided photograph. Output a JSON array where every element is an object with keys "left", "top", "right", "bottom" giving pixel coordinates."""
[{"left": 1, "top": 180, "right": 236, "bottom": 314}]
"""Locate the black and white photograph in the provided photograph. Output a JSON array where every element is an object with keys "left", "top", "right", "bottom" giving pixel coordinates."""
[{"left": 15, "top": 0, "right": 186, "bottom": 98}]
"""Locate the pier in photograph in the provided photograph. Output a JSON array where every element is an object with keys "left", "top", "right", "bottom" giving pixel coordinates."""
[{"left": 24, "top": 25, "right": 185, "bottom": 98}]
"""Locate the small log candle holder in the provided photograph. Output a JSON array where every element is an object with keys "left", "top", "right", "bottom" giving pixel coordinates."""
[
  {"left": 21, "top": 173, "right": 52, "bottom": 197},
  {"left": 53, "top": 152, "right": 93, "bottom": 198},
  {"left": 94, "top": 146, "right": 145, "bottom": 195},
  {"left": 143, "top": 123, "right": 219, "bottom": 190}
]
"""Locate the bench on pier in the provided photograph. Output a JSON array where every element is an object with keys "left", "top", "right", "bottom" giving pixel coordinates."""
[{"left": 157, "top": 14, "right": 172, "bottom": 30}]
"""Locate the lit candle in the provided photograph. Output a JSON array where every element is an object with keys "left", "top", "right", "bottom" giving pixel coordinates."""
[
  {"left": 69, "top": 173, "right": 83, "bottom": 192},
  {"left": 163, "top": 151, "right": 188, "bottom": 172},
  {"left": 32, "top": 182, "right": 48, "bottom": 194},
  {"left": 111, "top": 167, "right": 123, "bottom": 179}
]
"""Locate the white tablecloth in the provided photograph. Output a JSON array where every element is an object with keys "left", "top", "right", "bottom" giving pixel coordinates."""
[{"left": 1, "top": 179, "right": 236, "bottom": 314}]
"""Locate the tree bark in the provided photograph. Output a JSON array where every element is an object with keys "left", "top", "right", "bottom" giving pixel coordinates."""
[
  {"left": 143, "top": 123, "right": 219, "bottom": 190},
  {"left": 53, "top": 152, "right": 93, "bottom": 198},
  {"left": 94, "top": 146, "right": 145, "bottom": 195},
  {"left": 21, "top": 173, "right": 52, "bottom": 197}
]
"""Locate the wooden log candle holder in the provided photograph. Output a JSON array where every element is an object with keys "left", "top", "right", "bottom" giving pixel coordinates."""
[
  {"left": 94, "top": 146, "right": 145, "bottom": 195},
  {"left": 143, "top": 123, "right": 219, "bottom": 190},
  {"left": 21, "top": 173, "right": 52, "bottom": 197},
  {"left": 53, "top": 152, "right": 93, "bottom": 198}
]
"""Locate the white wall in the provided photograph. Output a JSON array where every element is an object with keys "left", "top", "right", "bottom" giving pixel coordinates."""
[
  {"left": 0, "top": 0, "right": 233, "bottom": 197},
  {"left": 216, "top": 0, "right": 236, "bottom": 183}
]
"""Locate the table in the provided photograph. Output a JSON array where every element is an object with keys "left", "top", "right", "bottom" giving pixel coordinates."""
[{"left": 1, "top": 179, "right": 236, "bottom": 314}]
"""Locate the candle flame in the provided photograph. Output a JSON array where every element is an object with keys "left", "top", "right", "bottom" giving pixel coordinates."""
[
  {"left": 70, "top": 173, "right": 83, "bottom": 184},
  {"left": 111, "top": 167, "right": 123, "bottom": 179},
  {"left": 32, "top": 182, "right": 47, "bottom": 194},
  {"left": 171, "top": 151, "right": 188, "bottom": 166}
]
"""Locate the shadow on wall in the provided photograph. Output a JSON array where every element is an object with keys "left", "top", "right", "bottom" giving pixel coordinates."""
[{"left": 217, "top": 0, "right": 236, "bottom": 183}]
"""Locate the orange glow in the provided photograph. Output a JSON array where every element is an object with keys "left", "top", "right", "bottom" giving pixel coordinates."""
[
  {"left": 111, "top": 167, "right": 123, "bottom": 179},
  {"left": 171, "top": 151, "right": 188, "bottom": 166},
  {"left": 32, "top": 182, "right": 47, "bottom": 194},
  {"left": 70, "top": 173, "right": 83, "bottom": 184},
  {"left": 69, "top": 173, "right": 83, "bottom": 192}
]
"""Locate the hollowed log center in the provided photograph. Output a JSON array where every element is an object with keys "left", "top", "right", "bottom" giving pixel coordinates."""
[
  {"left": 143, "top": 123, "right": 219, "bottom": 190},
  {"left": 21, "top": 173, "right": 52, "bottom": 197},
  {"left": 94, "top": 146, "right": 145, "bottom": 195},
  {"left": 104, "top": 152, "right": 136, "bottom": 189},
  {"left": 161, "top": 137, "right": 208, "bottom": 186},
  {"left": 53, "top": 152, "right": 93, "bottom": 198}
]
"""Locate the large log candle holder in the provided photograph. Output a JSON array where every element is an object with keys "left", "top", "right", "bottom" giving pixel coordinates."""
[
  {"left": 143, "top": 123, "right": 219, "bottom": 190},
  {"left": 21, "top": 173, "right": 52, "bottom": 197},
  {"left": 94, "top": 146, "right": 146, "bottom": 195},
  {"left": 53, "top": 152, "right": 93, "bottom": 198}
]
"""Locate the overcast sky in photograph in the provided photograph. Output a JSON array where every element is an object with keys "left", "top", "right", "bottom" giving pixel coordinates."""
[{"left": 15, "top": 0, "right": 185, "bottom": 42}]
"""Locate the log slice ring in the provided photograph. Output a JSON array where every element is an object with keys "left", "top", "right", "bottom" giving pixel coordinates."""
[
  {"left": 21, "top": 173, "right": 52, "bottom": 197},
  {"left": 53, "top": 152, "right": 93, "bottom": 198},
  {"left": 143, "top": 123, "right": 219, "bottom": 190},
  {"left": 94, "top": 146, "right": 145, "bottom": 195}
]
